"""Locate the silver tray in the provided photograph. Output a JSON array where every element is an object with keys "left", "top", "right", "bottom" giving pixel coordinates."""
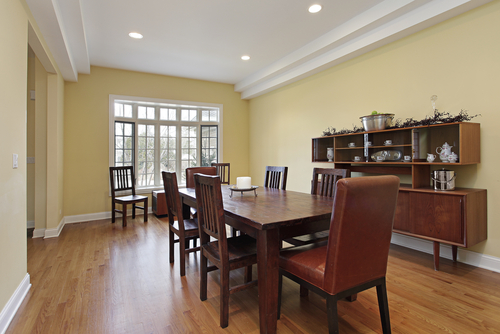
[{"left": 371, "top": 150, "right": 402, "bottom": 162}]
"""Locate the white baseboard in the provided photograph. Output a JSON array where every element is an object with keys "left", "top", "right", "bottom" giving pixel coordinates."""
[
  {"left": 32, "top": 228, "right": 45, "bottom": 238},
  {"left": 43, "top": 217, "right": 66, "bottom": 239},
  {"left": 391, "top": 233, "right": 500, "bottom": 273},
  {"left": 0, "top": 274, "right": 31, "bottom": 334},
  {"left": 64, "top": 206, "right": 153, "bottom": 225},
  {"left": 26, "top": 221, "right": 34, "bottom": 229}
]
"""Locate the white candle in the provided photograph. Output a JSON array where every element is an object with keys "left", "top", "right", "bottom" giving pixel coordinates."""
[{"left": 236, "top": 177, "right": 251, "bottom": 189}]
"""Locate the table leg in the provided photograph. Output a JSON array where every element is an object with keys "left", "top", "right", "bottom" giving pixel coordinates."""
[{"left": 257, "top": 228, "right": 280, "bottom": 334}]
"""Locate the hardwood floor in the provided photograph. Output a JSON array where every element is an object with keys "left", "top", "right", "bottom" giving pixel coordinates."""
[{"left": 7, "top": 215, "right": 500, "bottom": 333}]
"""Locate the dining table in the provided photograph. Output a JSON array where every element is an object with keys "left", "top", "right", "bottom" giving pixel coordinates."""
[{"left": 178, "top": 185, "right": 334, "bottom": 334}]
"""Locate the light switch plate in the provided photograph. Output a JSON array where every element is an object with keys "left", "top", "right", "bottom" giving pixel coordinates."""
[{"left": 13, "top": 154, "right": 18, "bottom": 168}]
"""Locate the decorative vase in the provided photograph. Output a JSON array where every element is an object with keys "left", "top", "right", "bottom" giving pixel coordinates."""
[{"left": 327, "top": 148, "right": 334, "bottom": 162}]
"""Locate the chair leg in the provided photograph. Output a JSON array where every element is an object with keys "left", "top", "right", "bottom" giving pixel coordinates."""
[
  {"left": 244, "top": 265, "right": 252, "bottom": 283},
  {"left": 376, "top": 281, "right": 392, "bottom": 334},
  {"left": 179, "top": 236, "right": 186, "bottom": 277},
  {"left": 300, "top": 285, "right": 309, "bottom": 297},
  {"left": 277, "top": 273, "right": 283, "bottom": 320},
  {"left": 122, "top": 203, "right": 127, "bottom": 227},
  {"left": 132, "top": 203, "right": 136, "bottom": 219},
  {"left": 169, "top": 229, "right": 175, "bottom": 264},
  {"left": 200, "top": 252, "right": 208, "bottom": 301},
  {"left": 144, "top": 198, "right": 148, "bottom": 222},
  {"left": 111, "top": 202, "right": 116, "bottom": 223},
  {"left": 326, "top": 295, "right": 340, "bottom": 334},
  {"left": 220, "top": 266, "right": 230, "bottom": 328}
]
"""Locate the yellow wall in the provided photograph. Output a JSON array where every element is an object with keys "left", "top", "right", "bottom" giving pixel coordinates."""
[
  {"left": 63, "top": 66, "right": 249, "bottom": 216},
  {"left": 0, "top": 0, "right": 28, "bottom": 312},
  {"left": 249, "top": 1, "right": 500, "bottom": 257}
]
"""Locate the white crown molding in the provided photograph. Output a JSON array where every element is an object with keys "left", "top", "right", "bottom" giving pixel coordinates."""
[
  {"left": 236, "top": 0, "right": 492, "bottom": 99},
  {"left": 0, "top": 274, "right": 31, "bottom": 334}
]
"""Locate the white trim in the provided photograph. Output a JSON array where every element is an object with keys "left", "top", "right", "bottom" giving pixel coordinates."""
[
  {"left": 391, "top": 233, "right": 500, "bottom": 273},
  {"left": 64, "top": 206, "right": 153, "bottom": 225},
  {"left": 43, "top": 217, "right": 66, "bottom": 238},
  {"left": 32, "top": 228, "right": 46, "bottom": 239},
  {"left": 26, "top": 220, "right": 35, "bottom": 229},
  {"left": 0, "top": 274, "right": 31, "bottom": 334}
]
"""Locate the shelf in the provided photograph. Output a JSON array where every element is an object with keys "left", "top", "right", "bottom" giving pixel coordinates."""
[{"left": 312, "top": 122, "right": 480, "bottom": 189}]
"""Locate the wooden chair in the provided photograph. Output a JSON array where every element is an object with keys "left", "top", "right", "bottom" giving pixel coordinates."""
[
  {"left": 278, "top": 175, "right": 400, "bottom": 334},
  {"left": 162, "top": 171, "right": 200, "bottom": 277},
  {"left": 264, "top": 166, "right": 288, "bottom": 190},
  {"left": 286, "top": 168, "right": 351, "bottom": 247},
  {"left": 194, "top": 174, "right": 258, "bottom": 328},
  {"left": 211, "top": 162, "right": 230, "bottom": 185},
  {"left": 109, "top": 166, "right": 148, "bottom": 227}
]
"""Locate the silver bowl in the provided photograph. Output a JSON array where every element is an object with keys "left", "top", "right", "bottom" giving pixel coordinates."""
[{"left": 360, "top": 114, "right": 394, "bottom": 132}]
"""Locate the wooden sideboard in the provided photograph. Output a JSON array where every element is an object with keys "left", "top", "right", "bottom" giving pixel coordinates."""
[{"left": 312, "top": 122, "right": 487, "bottom": 270}]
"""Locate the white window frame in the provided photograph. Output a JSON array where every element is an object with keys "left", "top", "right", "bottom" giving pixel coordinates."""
[{"left": 109, "top": 94, "right": 223, "bottom": 194}]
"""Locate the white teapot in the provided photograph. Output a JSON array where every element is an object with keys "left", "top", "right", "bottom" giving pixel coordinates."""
[{"left": 436, "top": 142, "right": 453, "bottom": 160}]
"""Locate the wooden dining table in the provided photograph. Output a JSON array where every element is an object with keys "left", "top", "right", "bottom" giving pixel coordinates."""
[{"left": 178, "top": 185, "right": 334, "bottom": 334}]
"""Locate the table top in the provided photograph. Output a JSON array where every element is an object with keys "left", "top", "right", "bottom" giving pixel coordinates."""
[{"left": 179, "top": 185, "right": 333, "bottom": 230}]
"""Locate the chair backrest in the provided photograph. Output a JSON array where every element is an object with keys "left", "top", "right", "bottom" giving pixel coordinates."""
[
  {"left": 323, "top": 175, "right": 400, "bottom": 295},
  {"left": 162, "top": 171, "right": 185, "bottom": 230},
  {"left": 194, "top": 174, "right": 228, "bottom": 263},
  {"left": 186, "top": 167, "right": 217, "bottom": 188},
  {"left": 311, "top": 168, "right": 350, "bottom": 197},
  {"left": 211, "top": 163, "right": 230, "bottom": 185},
  {"left": 264, "top": 166, "right": 288, "bottom": 190},
  {"left": 110, "top": 166, "right": 136, "bottom": 198}
]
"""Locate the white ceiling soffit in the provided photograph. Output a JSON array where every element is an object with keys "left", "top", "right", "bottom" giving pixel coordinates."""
[
  {"left": 26, "top": 0, "right": 90, "bottom": 82},
  {"left": 236, "top": 0, "right": 492, "bottom": 99}
]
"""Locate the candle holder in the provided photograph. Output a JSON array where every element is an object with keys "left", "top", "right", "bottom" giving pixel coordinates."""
[{"left": 229, "top": 185, "right": 258, "bottom": 198}]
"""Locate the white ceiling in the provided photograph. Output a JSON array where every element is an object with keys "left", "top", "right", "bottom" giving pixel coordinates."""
[{"left": 26, "top": 0, "right": 491, "bottom": 99}]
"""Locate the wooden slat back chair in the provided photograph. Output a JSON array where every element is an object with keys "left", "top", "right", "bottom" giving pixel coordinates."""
[
  {"left": 162, "top": 171, "right": 200, "bottom": 277},
  {"left": 109, "top": 166, "right": 148, "bottom": 227},
  {"left": 278, "top": 176, "right": 400, "bottom": 334},
  {"left": 211, "top": 162, "right": 230, "bottom": 185},
  {"left": 286, "top": 168, "right": 351, "bottom": 247},
  {"left": 194, "top": 174, "right": 258, "bottom": 328},
  {"left": 264, "top": 166, "right": 288, "bottom": 190},
  {"left": 312, "top": 167, "right": 351, "bottom": 197}
]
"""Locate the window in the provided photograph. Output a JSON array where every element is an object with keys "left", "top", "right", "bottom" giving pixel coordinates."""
[{"left": 109, "top": 95, "right": 222, "bottom": 191}]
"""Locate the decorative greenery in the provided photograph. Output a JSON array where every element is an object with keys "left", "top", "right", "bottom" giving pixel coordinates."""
[{"left": 322, "top": 109, "right": 480, "bottom": 136}]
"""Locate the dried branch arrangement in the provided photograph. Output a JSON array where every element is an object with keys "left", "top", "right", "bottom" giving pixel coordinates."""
[{"left": 322, "top": 109, "right": 480, "bottom": 137}]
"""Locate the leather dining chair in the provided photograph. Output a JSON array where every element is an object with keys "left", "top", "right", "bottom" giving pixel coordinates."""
[
  {"left": 194, "top": 174, "right": 258, "bottom": 328},
  {"left": 185, "top": 166, "right": 218, "bottom": 219},
  {"left": 286, "top": 168, "right": 350, "bottom": 247},
  {"left": 162, "top": 171, "right": 200, "bottom": 277},
  {"left": 109, "top": 166, "right": 148, "bottom": 227},
  {"left": 264, "top": 166, "right": 288, "bottom": 190},
  {"left": 278, "top": 175, "right": 400, "bottom": 334},
  {"left": 211, "top": 162, "right": 230, "bottom": 185},
  {"left": 185, "top": 166, "right": 217, "bottom": 188}
]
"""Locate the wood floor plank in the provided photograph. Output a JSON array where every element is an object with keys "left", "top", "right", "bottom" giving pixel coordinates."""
[{"left": 6, "top": 216, "right": 500, "bottom": 333}]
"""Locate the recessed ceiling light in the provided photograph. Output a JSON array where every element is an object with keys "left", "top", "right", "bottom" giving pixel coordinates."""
[
  {"left": 309, "top": 4, "right": 322, "bottom": 13},
  {"left": 129, "top": 32, "right": 143, "bottom": 39},
  {"left": 241, "top": 55, "right": 250, "bottom": 61}
]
